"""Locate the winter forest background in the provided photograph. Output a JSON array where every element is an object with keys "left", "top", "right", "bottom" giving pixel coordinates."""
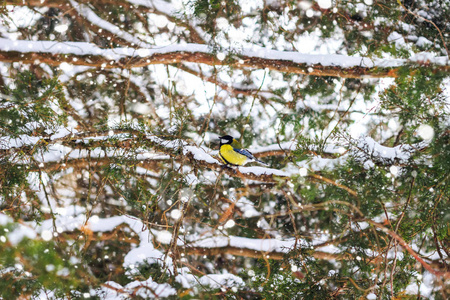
[{"left": 0, "top": 0, "right": 449, "bottom": 299}]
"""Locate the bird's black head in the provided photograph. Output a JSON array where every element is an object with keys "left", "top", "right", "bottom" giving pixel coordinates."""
[{"left": 219, "top": 135, "right": 234, "bottom": 145}]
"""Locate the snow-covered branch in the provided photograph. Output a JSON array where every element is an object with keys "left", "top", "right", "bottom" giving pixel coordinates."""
[
  {"left": 1, "top": 39, "right": 448, "bottom": 78},
  {"left": 0, "top": 130, "right": 289, "bottom": 183},
  {"left": 6, "top": 0, "right": 207, "bottom": 44},
  {"left": 3, "top": 130, "right": 425, "bottom": 191},
  {"left": 351, "top": 136, "right": 429, "bottom": 166},
  {"left": 68, "top": 0, "right": 148, "bottom": 47}
]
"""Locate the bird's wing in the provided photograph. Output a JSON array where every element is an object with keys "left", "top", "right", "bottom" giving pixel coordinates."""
[
  {"left": 233, "top": 148, "right": 256, "bottom": 160},
  {"left": 234, "top": 147, "right": 269, "bottom": 166}
]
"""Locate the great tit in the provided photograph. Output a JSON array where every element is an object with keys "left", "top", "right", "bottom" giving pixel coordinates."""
[{"left": 218, "top": 135, "right": 268, "bottom": 166}]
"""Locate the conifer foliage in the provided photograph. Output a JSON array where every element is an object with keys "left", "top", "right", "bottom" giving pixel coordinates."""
[{"left": 0, "top": 0, "right": 449, "bottom": 298}]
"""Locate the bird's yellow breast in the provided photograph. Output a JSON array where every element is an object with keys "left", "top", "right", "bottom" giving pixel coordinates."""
[{"left": 219, "top": 144, "right": 247, "bottom": 166}]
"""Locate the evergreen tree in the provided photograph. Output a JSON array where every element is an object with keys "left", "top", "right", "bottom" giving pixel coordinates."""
[{"left": 0, "top": 0, "right": 449, "bottom": 298}]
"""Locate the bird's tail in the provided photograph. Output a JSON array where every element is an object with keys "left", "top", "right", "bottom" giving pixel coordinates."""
[{"left": 255, "top": 159, "right": 269, "bottom": 167}]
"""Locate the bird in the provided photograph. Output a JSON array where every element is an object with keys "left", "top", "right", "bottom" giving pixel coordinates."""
[{"left": 218, "top": 135, "right": 268, "bottom": 166}]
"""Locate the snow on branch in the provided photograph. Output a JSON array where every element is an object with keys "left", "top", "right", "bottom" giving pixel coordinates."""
[
  {"left": 177, "top": 234, "right": 356, "bottom": 262},
  {"left": 0, "top": 129, "right": 289, "bottom": 183},
  {"left": 351, "top": 136, "right": 429, "bottom": 165},
  {"left": 183, "top": 244, "right": 349, "bottom": 261},
  {"left": 7, "top": 0, "right": 206, "bottom": 45},
  {"left": 1, "top": 130, "right": 427, "bottom": 193},
  {"left": 69, "top": 0, "right": 148, "bottom": 47},
  {"left": 6, "top": 0, "right": 176, "bottom": 16},
  {"left": 1, "top": 39, "right": 449, "bottom": 78},
  {"left": 145, "top": 135, "right": 291, "bottom": 182}
]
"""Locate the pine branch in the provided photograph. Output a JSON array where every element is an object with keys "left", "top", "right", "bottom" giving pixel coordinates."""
[
  {"left": 2, "top": 40, "right": 448, "bottom": 78},
  {"left": 367, "top": 219, "right": 450, "bottom": 279},
  {"left": 6, "top": 0, "right": 207, "bottom": 44}
]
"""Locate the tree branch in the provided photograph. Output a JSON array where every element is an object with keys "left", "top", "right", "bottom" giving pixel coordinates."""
[
  {"left": 6, "top": 0, "right": 207, "bottom": 45},
  {"left": 367, "top": 219, "right": 450, "bottom": 279},
  {"left": 2, "top": 40, "right": 448, "bottom": 78},
  {"left": 183, "top": 245, "right": 351, "bottom": 261}
]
